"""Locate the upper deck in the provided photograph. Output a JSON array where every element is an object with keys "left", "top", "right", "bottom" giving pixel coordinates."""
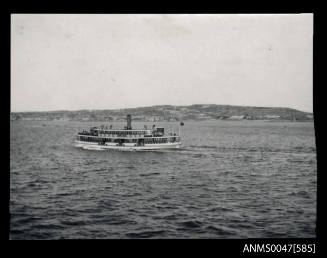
[{"left": 95, "top": 128, "right": 152, "bottom": 136}]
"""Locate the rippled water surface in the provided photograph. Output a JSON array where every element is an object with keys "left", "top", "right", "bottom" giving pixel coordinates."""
[{"left": 10, "top": 120, "right": 317, "bottom": 239}]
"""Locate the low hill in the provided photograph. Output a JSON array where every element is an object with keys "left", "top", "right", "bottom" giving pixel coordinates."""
[{"left": 10, "top": 104, "right": 313, "bottom": 122}]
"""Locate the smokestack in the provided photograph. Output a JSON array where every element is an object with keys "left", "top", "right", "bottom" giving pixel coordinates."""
[{"left": 127, "top": 114, "right": 132, "bottom": 129}]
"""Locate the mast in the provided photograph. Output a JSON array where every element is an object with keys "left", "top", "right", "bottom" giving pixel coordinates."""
[{"left": 179, "top": 121, "right": 184, "bottom": 138}]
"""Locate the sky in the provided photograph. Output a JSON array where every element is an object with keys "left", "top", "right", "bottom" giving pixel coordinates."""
[{"left": 11, "top": 14, "right": 313, "bottom": 112}]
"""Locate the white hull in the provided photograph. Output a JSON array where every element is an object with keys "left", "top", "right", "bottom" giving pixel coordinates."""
[{"left": 74, "top": 140, "right": 181, "bottom": 151}]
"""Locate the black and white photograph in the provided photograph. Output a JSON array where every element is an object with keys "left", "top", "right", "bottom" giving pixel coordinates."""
[{"left": 10, "top": 14, "right": 316, "bottom": 240}]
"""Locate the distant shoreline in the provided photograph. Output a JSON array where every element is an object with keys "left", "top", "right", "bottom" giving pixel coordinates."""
[
  {"left": 10, "top": 119, "right": 313, "bottom": 123},
  {"left": 10, "top": 104, "right": 313, "bottom": 122}
]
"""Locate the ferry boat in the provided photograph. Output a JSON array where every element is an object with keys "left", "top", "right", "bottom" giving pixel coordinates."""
[{"left": 74, "top": 115, "right": 181, "bottom": 151}]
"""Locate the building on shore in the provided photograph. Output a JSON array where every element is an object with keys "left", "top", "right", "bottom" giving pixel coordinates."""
[
  {"left": 227, "top": 115, "right": 245, "bottom": 120},
  {"left": 264, "top": 115, "right": 281, "bottom": 119}
]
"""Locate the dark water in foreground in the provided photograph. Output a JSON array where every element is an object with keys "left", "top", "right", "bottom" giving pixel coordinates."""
[{"left": 10, "top": 120, "right": 316, "bottom": 239}]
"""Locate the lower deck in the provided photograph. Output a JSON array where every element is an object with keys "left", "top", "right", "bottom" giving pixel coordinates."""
[
  {"left": 74, "top": 140, "right": 181, "bottom": 151},
  {"left": 76, "top": 134, "right": 181, "bottom": 144}
]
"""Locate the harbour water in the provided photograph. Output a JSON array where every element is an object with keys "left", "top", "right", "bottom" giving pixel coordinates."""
[{"left": 10, "top": 120, "right": 316, "bottom": 239}]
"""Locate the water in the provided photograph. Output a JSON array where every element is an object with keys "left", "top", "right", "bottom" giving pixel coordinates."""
[{"left": 10, "top": 120, "right": 317, "bottom": 239}]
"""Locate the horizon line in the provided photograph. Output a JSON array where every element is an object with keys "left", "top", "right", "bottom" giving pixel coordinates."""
[{"left": 10, "top": 103, "right": 312, "bottom": 114}]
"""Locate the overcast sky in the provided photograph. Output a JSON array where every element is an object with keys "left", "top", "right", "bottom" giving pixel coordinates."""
[{"left": 11, "top": 14, "right": 313, "bottom": 112}]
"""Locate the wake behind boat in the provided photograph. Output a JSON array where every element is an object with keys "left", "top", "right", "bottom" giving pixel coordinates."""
[{"left": 74, "top": 115, "right": 181, "bottom": 151}]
